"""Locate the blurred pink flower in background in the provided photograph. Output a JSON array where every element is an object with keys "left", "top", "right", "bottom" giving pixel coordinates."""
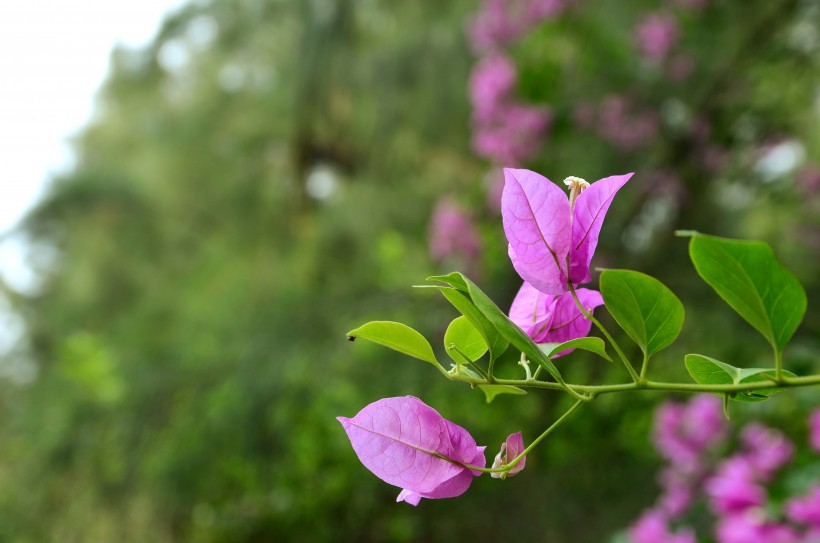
[
  {"left": 635, "top": 12, "right": 679, "bottom": 61},
  {"left": 653, "top": 394, "right": 726, "bottom": 472},
  {"left": 704, "top": 457, "right": 767, "bottom": 515},
  {"left": 470, "top": 54, "right": 518, "bottom": 123},
  {"left": 468, "top": 0, "right": 567, "bottom": 53},
  {"left": 658, "top": 468, "right": 695, "bottom": 517},
  {"left": 596, "top": 95, "right": 660, "bottom": 152},
  {"left": 630, "top": 508, "right": 697, "bottom": 543},
  {"left": 785, "top": 485, "right": 820, "bottom": 530},
  {"left": 740, "top": 423, "right": 794, "bottom": 480},
  {"left": 715, "top": 512, "right": 800, "bottom": 543},
  {"left": 428, "top": 198, "right": 482, "bottom": 270},
  {"left": 472, "top": 104, "right": 552, "bottom": 166}
]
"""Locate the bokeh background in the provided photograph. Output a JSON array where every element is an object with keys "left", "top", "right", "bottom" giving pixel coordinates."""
[{"left": 0, "top": 0, "right": 818, "bottom": 541}]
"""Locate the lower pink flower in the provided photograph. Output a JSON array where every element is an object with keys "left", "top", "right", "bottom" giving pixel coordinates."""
[
  {"left": 491, "top": 431, "right": 527, "bottom": 478},
  {"left": 338, "top": 396, "right": 486, "bottom": 505}
]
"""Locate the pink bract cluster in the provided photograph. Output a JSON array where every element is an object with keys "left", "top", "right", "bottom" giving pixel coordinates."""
[
  {"left": 428, "top": 198, "right": 482, "bottom": 271},
  {"left": 635, "top": 12, "right": 679, "bottom": 62},
  {"left": 468, "top": 0, "right": 568, "bottom": 53},
  {"left": 469, "top": 53, "right": 551, "bottom": 168},
  {"left": 629, "top": 400, "right": 820, "bottom": 543},
  {"left": 466, "top": 0, "right": 566, "bottom": 209},
  {"left": 501, "top": 169, "right": 630, "bottom": 347}
]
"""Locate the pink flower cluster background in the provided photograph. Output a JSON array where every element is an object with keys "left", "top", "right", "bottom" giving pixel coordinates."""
[{"left": 629, "top": 397, "right": 820, "bottom": 543}]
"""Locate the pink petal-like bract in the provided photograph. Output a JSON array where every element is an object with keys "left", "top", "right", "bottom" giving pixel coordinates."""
[
  {"left": 569, "top": 173, "right": 633, "bottom": 284},
  {"left": 541, "top": 289, "right": 604, "bottom": 356},
  {"left": 502, "top": 168, "right": 571, "bottom": 295},
  {"left": 337, "top": 396, "right": 486, "bottom": 505},
  {"left": 509, "top": 282, "right": 603, "bottom": 355},
  {"left": 509, "top": 281, "right": 558, "bottom": 343},
  {"left": 491, "top": 431, "right": 527, "bottom": 478}
]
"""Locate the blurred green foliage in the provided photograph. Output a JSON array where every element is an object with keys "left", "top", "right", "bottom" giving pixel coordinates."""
[{"left": 0, "top": 0, "right": 817, "bottom": 542}]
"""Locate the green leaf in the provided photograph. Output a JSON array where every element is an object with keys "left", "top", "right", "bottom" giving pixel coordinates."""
[
  {"left": 449, "top": 364, "right": 482, "bottom": 380},
  {"left": 537, "top": 337, "right": 612, "bottom": 361},
  {"left": 685, "top": 232, "right": 806, "bottom": 353},
  {"left": 347, "top": 321, "right": 441, "bottom": 369},
  {"left": 735, "top": 368, "right": 796, "bottom": 402},
  {"left": 434, "top": 287, "right": 509, "bottom": 362},
  {"left": 600, "top": 270, "right": 685, "bottom": 357},
  {"left": 427, "top": 273, "right": 469, "bottom": 292},
  {"left": 452, "top": 274, "right": 567, "bottom": 387},
  {"left": 684, "top": 354, "right": 795, "bottom": 402},
  {"left": 478, "top": 384, "right": 527, "bottom": 403},
  {"left": 444, "top": 316, "right": 488, "bottom": 364}
]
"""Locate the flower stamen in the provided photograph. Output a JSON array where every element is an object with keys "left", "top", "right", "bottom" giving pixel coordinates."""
[{"left": 564, "top": 176, "right": 590, "bottom": 212}]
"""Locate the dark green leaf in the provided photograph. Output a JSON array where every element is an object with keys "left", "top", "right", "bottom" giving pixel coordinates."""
[
  {"left": 685, "top": 232, "right": 806, "bottom": 353},
  {"left": 347, "top": 321, "right": 441, "bottom": 368},
  {"left": 600, "top": 270, "right": 684, "bottom": 357}
]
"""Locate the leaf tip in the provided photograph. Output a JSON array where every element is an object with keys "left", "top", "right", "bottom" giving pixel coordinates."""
[{"left": 674, "top": 230, "right": 699, "bottom": 238}]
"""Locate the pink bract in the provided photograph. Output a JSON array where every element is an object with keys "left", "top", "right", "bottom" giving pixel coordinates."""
[
  {"left": 502, "top": 168, "right": 632, "bottom": 294},
  {"left": 509, "top": 282, "right": 603, "bottom": 354},
  {"left": 337, "top": 396, "right": 486, "bottom": 506},
  {"left": 491, "top": 431, "right": 527, "bottom": 478}
]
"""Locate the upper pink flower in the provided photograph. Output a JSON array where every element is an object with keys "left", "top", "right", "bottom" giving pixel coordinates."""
[
  {"left": 337, "top": 396, "right": 486, "bottom": 506},
  {"left": 509, "top": 282, "right": 603, "bottom": 353},
  {"left": 501, "top": 168, "right": 633, "bottom": 294}
]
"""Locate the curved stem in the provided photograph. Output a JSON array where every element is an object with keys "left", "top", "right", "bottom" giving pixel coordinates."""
[
  {"left": 464, "top": 398, "right": 585, "bottom": 474},
  {"left": 568, "top": 283, "right": 640, "bottom": 383}
]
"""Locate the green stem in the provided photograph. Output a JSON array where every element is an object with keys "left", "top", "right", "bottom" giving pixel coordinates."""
[
  {"left": 519, "top": 352, "right": 532, "bottom": 380},
  {"left": 465, "top": 398, "right": 585, "bottom": 474},
  {"left": 639, "top": 352, "right": 649, "bottom": 383},
  {"left": 453, "top": 373, "right": 820, "bottom": 395},
  {"left": 568, "top": 283, "right": 640, "bottom": 383},
  {"left": 775, "top": 348, "right": 783, "bottom": 382}
]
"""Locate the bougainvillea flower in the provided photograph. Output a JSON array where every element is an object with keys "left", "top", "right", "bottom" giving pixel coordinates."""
[
  {"left": 785, "top": 485, "right": 820, "bottom": 528},
  {"left": 491, "top": 431, "right": 526, "bottom": 478},
  {"left": 502, "top": 168, "right": 633, "bottom": 294},
  {"left": 337, "top": 396, "right": 486, "bottom": 506},
  {"left": 508, "top": 281, "right": 604, "bottom": 354}
]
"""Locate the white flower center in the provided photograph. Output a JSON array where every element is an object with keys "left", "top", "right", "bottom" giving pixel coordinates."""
[{"left": 563, "top": 176, "right": 590, "bottom": 212}]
